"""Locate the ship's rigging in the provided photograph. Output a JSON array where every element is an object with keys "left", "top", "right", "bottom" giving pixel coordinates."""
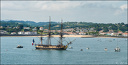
[{"left": 32, "top": 16, "right": 75, "bottom": 50}]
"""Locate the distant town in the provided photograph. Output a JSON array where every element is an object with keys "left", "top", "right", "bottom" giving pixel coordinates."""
[{"left": 0, "top": 20, "right": 128, "bottom": 37}]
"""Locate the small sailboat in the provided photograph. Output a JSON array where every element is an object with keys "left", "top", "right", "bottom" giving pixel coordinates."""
[
  {"left": 17, "top": 45, "right": 23, "bottom": 48},
  {"left": 68, "top": 46, "right": 73, "bottom": 49},
  {"left": 115, "top": 39, "right": 120, "bottom": 52},
  {"left": 114, "top": 47, "right": 120, "bottom": 52}
]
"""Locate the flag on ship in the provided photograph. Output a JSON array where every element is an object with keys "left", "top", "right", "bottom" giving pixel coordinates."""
[{"left": 32, "top": 39, "right": 35, "bottom": 45}]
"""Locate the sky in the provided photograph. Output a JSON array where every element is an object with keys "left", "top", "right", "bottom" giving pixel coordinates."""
[{"left": 1, "top": 0, "right": 127, "bottom": 23}]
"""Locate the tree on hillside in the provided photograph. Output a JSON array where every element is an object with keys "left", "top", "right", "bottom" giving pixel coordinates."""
[
  {"left": 18, "top": 25, "right": 23, "bottom": 30},
  {"left": 103, "top": 27, "right": 109, "bottom": 32}
]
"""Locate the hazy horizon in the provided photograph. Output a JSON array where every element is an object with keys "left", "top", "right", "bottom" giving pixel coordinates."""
[{"left": 1, "top": 19, "right": 127, "bottom": 24}]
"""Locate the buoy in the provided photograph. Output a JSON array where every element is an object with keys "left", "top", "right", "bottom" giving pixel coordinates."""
[
  {"left": 81, "top": 49, "right": 83, "bottom": 51},
  {"left": 86, "top": 47, "right": 89, "bottom": 50},
  {"left": 104, "top": 48, "right": 108, "bottom": 51}
]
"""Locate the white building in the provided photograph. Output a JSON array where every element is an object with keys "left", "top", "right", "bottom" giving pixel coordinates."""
[
  {"left": 99, "top": 32, "right": 107, "bottom": 35},
  {"left": 32, "top": 27, "right": 37, "bottom": 31},
  {"left": 24, "top": 27, "right": 30, "bottom": 29},
  {"left": 82, "top": 29, "right": 88, "bottom": 32},
  {"left": 0, "top": 30, "right": 8, "bottom": 34},
  {"left": 39, "top": 27, "right": 43, "bottom": 30},
  {"left": 63, "top": 28, "right": 74, "bottom": 32},
  {"left": 24, "top": 31, "right": 31, "bottom": 35},
  {"left": 0, "top": 26, "right": 3, "bottom": 28},
  {"left": 122, "top": 33, "right": 128, "bottom": 37},
  {"left": 11, "top": 32, "right": 16, "bottom": 35},
  {"left": 79, "top": 32, "right": 85, "bottom": 35},
  {"left": 32, "top": 32, "right": 37, "bottom": 35},
  {"left": 24, "top": 31, "right": 37, "bottom": 35},
  {"left": 18, "top": 31, "right": 24, "bottom": 34},
  {"left": 89, "top": 28, "right": 96, "bottom": 32}
]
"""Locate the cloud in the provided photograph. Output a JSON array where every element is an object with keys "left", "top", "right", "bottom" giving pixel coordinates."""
[
  {"left": 1, "top": 1, "right": 127, "bottom": 23},
  {"left": 34, "top": 1, "right": 82, "bottom": 11},
  {"left": 1, "top": 1, "right": 83, "bottom": 11},
  {"left": 34, "top": 1, "right": 122, "bottom": 11},
  {"left": 1, "top": 1, "right": 125, "bottom": 11},
  {"left": 114, "top": 4, "right": 127, "bottom": 15},
  {"left": 120, "top": 4, "right": 127, "bottom": 11},
  {"left": 1, "top": 1, "right": 30, "bottom": 11}
]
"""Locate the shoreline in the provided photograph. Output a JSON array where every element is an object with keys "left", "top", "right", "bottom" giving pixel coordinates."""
[{"left": 1, "top": 35, "right": 127, "bottom": 38}]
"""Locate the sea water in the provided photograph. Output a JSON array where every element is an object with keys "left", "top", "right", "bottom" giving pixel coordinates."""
[{"left": 1, "top": 37, "right": 127, "bottom": 64}]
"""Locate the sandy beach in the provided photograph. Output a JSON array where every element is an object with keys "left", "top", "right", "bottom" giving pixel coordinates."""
[
  {"left": 1, "top": 35, "right": 94, "bottom": 37},
  {"left": 1, "top": 35, "right": 95, "bottom": 37},
  {"left": 1, "top": 35, "right": 127, "bottom": 38}
]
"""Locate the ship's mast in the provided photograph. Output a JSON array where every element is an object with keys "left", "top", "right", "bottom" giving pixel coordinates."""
[
  {"left": 60, "top": 19, "right": 63, "bottom": 45},
  {"left": 48, "top": 16, "right": 51, "bottom": 45},
  {"left": 41, "top": 31, "right": 43, "bottom": 45}
]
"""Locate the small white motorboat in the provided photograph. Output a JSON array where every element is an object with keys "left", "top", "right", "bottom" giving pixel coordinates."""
[
  {"left": 115, "top": 47, "right": 120, "bottom": 52},
  {"left": 104, "top": 48, "right": 108, "bottom": 51},
  {"left": 86, "top": 47, "right": 89, "bottom": 50},
  {"left": 68, "top": 46, "right": 73, "bottom": 49}
]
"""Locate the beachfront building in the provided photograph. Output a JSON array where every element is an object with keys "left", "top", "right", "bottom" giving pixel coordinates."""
[
  {"left": 79, "top": 32, "right": 86, "bottom": 35},
  {"left": 24, "top": 31, "right": 31, "bottom": 35},
  {"left": 63, "top": 32, "right": 76, "bottom": 35},
  {"left": 63, "top": 28, "right": 74, "bottom": 32},
  {"left": 39, "top": 27, "right": 44, "bottom": 30},
  {"left": 18, "top": 31, "right": 24, "bottom": 35},
  {"left": 18, "top": 31, "right": 37, "bottom": 35},
  {"left": 32, "top": 27, "right": 37, "bottom": 31},
  {"left": 32, "top": 32, "right": 37, "bottom": 35},
  {"left": 63, "top": 32, "right": 72, "bottom": 35},
  {"left": 75, "top": 30, "right": 79, "bottom": 33},
  {"left": 24, "top": 31, "right": 37, "bottom": 35},
  {"left": 99, "top": 30, "right": 104, "bottom": 33},
  {"left": 57, "top": 30, "right": 61, "bottom": 33},
  {"left": 82, "top": 29, "right": 88, "bottom": 33},
  {"left": 24, "top": 27, "right": 30, "bottom": 30},
  {"left": 6, "top": 26, "right": 12, "bottom": 29},
  {"left": 122, "top": 33, "right": 128, "bottom": 37},
  {"left": 44, "top": 29, "right": 48, "bottom": 32},
  {"left": 112, "top": 33, "right": 118, "bottom": 36},
  {"left": 51, "top": 30, "right": 56, "bottom": 33},
  {"left": 0, "top": 26, "right": 3, "bottom": 28},
  {"left": 99, "top": 32, "right": 107, "bottom": 35},
  {"left": 109, "top": 30, "right": 114, "bottom": 33},
  {"left": 11, "top": 32, "right": 16, "bottom": 35},
  {"left": 0, "top": 30, "right": 8, "bottom": 34},
  {"left": 106, "top": 32, "right": 114, "bottom": 36},
  {"left": 118, "top": 31, "right": 123, "bottom": 34},
  {"left": 89, "top": 28, "right": 96, "bottom": 32},
  {"left": 13, "top": 26, "right": 19, "bottom": 29}
]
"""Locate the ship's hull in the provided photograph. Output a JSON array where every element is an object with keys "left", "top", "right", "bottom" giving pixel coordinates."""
[
  {"left": 35, "top": 45, "right": 68, "bottom": 50},
  {"left": 36, "top": 47, "right": 66, "bottom": 50},
  {"left": 17, "top": 46, "right": 23, "bottom": 48}
]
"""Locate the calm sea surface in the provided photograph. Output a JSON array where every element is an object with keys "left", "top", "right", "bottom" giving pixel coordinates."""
[{"left": 1, "top": 37, "right": 127, "bottom": 64}]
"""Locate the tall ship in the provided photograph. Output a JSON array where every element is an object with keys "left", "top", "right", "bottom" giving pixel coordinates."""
[{"left": 32, "top": 16, "right": 75, "bottom": 50}]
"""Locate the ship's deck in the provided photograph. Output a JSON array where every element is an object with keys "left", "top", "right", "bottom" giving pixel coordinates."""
[{"left": 35, "top": 44, "right": 68, "bottom": 50}]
